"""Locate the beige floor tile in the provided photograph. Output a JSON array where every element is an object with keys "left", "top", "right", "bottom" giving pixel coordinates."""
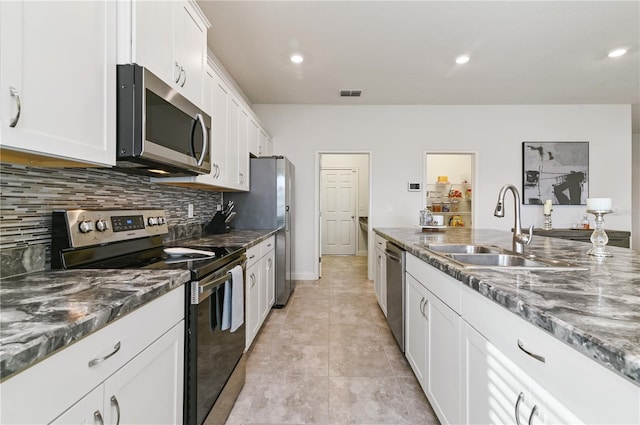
[
  {"left": 329, "top": 345, "right": 394, "bottom": 377},
  {"left": 246, "top": 375, "right": 330, "bottom": 424},
  {"left": 383, "top": 346, "right": 415, "bottom": 377},
  {"left": 280, "top": 320, "right": 329, "bottom": 345},
  {"left": 329, "top": 323, "right": 382, "bottom": 346},
  {"left": 270, "top": 343, "right": 330, "bottom": 376},
  {"left": 396, "top": 376, "right": 440, "bottom": 424},
  {"left": 329, "top": 376, "right": 410, "bottom": 424}
]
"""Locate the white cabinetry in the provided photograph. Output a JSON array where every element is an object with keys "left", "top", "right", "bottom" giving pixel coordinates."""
[
  {"left": 0, "top": 287, "right": 184, "bottom": 425},
  {"left": 461, "top": 283, "right": 640, "bottom": 424},
  {"left": 0, "top": 1, "right": 116, "bottom": 167},
  {"left": 245, "top": 236, "right": 276, "bottom": 349},
  {"left": 120, "top": 0, "right": 210, "bottom": 107},
  {"left": 373, "top": 234, "right": 387, "bottom": 316},
  {"left": 405, "top": 253, "right": 462, "bottom": 425}
]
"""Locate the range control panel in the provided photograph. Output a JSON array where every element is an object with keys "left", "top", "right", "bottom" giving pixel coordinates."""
[{"left": 58, "top": 209, "right": 168, "bottom": 248}]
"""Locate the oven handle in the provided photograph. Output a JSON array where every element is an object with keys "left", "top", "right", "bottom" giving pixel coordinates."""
[{"left": 191, "top": 255, "right": 246, "bottom": 304}]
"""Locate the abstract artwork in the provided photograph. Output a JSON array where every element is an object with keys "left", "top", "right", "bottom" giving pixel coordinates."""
[{"left": 522, "top": 142, "right": 589, "bottom": 205}]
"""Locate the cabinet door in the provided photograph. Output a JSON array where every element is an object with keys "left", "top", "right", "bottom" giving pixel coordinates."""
[
  {"left": 227, "top": 97, "right": 240, "bottom": 188},
  {"left": 404, "top": 274, "right": 428, "bottom": 390},
  {"left": 102, "top": 322, "right": 184, "bottom": 425},
  {"left": 246, "top": 261, "right": 261, "bottom": 349},
  {"left": 211, "top": 72, "right": 229, "bottom": 186},
  {"left": 425, "top": 290, "right": 461, "bottom": 424},
  {"left": 265, "top": 135, "right": 274, "bottom": 156},
  {"left": 259, "top": 128, "right": 268, "bottom": 157},
  {"left": 238, "top": 107, "right": 250, "bottom": 190},
  {"left": 49, "top": 385, "right": 105, "bottom": 425},
  {"left": 0, "top": 1, "right": 115, "bottom": 166},
  {"left": 248, "top": 118, "right": 260, "bottom": 157},
  {"left": 132, "top": 0, "right": 174, "bottom": 85},
  {"left": 374, "top": 247, "right": 387, "bottom": 315},
  {"left": 173, "top": 0, "right": 206, "bottom": 106},
  {"left": 264, "top": 249, "right": 276, "bottom": 313},
  {"left": 462, "top": 322, "right": 530, "bottom": 425}
]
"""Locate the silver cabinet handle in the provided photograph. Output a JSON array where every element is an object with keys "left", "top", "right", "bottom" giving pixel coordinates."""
[
  {"left": 267, "top": 258, "right": 272, "bottom": 270},
  {"left": 9, "top": 87, "right": 21, "bottom": 128},
  {"left": 250, "top": 273, "right": 256, "bottom": 288},
  {"left": 110, "top": 396, "right": 121, "bottom": 425},
  {"left": 180, "top": 67, "right": 187, "bottom": 87},
  {"left": 528, "top": 405, "right": 539, "bottom": 425},
  {"left": 94, "top": 410, "right": 104, "bottom": 425},
  {"left": 88, "top": 342, "right": 121, "bottom": 367},
  {"left": 517, "top": 339, "right": 546, "bottom": 363},
  {"left": 174, "top": 62, "right": 182, "bottom": 84},
  {"left": 515, "top": 392, "right": 525, "bottom": 425},
  {"left": 248, "top": 254, "right": 255, "bottom": 259}
]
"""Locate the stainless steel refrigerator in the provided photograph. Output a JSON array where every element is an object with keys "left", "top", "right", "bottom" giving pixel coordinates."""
[{"left": 226, "top": 156, "right": 294, "bottom": 307}]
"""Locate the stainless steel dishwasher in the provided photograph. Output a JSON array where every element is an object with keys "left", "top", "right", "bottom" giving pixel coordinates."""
[{"left": 385, "top": 242, "right": 406, "bottom": 352}]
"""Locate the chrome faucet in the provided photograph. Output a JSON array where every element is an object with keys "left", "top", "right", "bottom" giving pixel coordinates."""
[{"left": 494, "top": 184, "right": 533, "bottom": 253}]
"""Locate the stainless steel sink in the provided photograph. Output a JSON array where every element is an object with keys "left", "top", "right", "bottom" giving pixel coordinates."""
[
  {"left": 444, "top": 253, "right": 588, "bottom": 270},
  {"left": 427, "top": 244, "right": 504, "bottom": 254}
]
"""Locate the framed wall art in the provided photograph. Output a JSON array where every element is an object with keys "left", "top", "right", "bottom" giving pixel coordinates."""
[{"left": 522, "top": 141, "right": 589, "bottom": 205}]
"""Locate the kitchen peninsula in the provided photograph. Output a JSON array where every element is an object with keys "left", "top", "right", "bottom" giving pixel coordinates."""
[{"left": 374, "top": 227, "right": 639, "bottom": 424}]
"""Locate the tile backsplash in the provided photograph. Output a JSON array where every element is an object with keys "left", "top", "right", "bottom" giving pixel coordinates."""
[{"left": 0, "top": 163, "right": 222, "bottom": 277}]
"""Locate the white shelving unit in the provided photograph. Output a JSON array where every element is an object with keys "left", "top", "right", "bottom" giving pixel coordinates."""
[{"left": 425, "top": 182, "right": 472, "bottom": 227}]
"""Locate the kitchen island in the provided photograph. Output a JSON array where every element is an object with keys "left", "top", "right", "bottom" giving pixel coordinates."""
[{"left": 375, "top": 227, "right": 639, "bottom": 424}]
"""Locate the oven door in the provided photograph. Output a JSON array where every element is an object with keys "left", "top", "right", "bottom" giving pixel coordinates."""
[{"left": 185, "top": 255, "right": 246, "bottom": 425}]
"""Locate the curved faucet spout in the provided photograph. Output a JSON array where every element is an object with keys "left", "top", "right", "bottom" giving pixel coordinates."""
[{"left": 494, "top": 184, "right": 533, "bottom": 253}]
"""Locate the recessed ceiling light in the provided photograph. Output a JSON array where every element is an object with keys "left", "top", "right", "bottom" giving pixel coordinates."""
[
  {"left": 455, "top": 55, "right": 470, "bottom": 64},
  {"left": 290, "top": 54, "right": 304, "bottom": 64},
  {"left": 608, "top": 48, "right": 627, "bottom": 58}
]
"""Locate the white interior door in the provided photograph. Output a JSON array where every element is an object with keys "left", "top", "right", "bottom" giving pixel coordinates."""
[{"left": 321, "top": 168, "right": 357, "bottom": 255}]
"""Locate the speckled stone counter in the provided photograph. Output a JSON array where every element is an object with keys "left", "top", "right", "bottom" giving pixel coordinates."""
[
  {"left": 172, "top": 228, "right": 280, "bottom": 249},
  {"left": 0, "top": 269, "right": 190, "bottom": 381},
  {"left": 374, "top": 227, "right": 640, "bottom": 386}
]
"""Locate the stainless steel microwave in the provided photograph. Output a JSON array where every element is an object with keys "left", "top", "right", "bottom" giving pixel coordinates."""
[{"left": 116, "top": 64, "right": 211, "bottom": 176}]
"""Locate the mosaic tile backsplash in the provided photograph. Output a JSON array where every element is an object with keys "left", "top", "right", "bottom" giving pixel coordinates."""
[{"left": 0, "top": 163, "right": 223, "bottom": 277}]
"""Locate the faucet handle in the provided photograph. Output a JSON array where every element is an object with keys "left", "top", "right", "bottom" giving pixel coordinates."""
[{"left": 525, "top": 225, "right": 534, "bottom": 245}]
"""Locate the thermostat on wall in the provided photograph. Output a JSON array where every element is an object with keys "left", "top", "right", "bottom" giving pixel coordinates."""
[{"left": 408, "top": 182, "right": 421, "bottom": 192}]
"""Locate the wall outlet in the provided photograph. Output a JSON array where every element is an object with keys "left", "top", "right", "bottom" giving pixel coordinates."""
[{"left": 188, "top": 204, "right": 194, "bottom": 218}]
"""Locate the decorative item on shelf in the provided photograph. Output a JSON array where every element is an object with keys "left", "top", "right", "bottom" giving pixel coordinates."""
[
  {"left": 432, "top": 201, "right": 443, "bottom": 212},
  {"left": 585, "top": 198, "right": 613, "bottom": 257},
  {"left": 543, "top": 199, "right": 553, "bottom": 230},
  {"left": 451, "top": 199, "right": 460, "bottom": 212},
  {"left": 442, "top": 201, "right": 451, "bottom": 212},
  {"left": 449, "top": 215, "right": 464, "bottom": 227},
  {"left": 437, "top": 175, "right": 449, "bottom": 184},
  {"left": 448, "top": 189, "right": 463, "bottom": 198},
  {"left": 465, "top": 188, "right": 472, "bottom": 199},
  {"left": 581, "top": 214, "right": 590, "bottom": 230}
]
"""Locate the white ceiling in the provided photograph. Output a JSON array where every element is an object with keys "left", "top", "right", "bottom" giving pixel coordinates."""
[{"left": 197, "top": 1, "right": 640, "bottom": 131}]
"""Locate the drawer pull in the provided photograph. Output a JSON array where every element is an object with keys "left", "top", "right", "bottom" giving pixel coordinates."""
[
  {"left": 249, "top": 254, "right": 256, "bottom": 259},
  {"left": 528, "top": 404, "right": 539, "bottom": 425},
  {"left": 514, "top": 392, "right": 525, "bottom": 425},
  {"left": 88, "top": 341, "right": 121, "bottom": 367},
  {"left": 517, "top": 339, "right": 546, "bottom": 363},
  {"left": 94, "top": 410, "right": 104, "bottom": 425},
  {"left": 111, "top": 395, "right": 121, "bottom": 425}
]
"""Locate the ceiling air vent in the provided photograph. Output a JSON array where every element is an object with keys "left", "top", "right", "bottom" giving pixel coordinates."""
[{"left": 340, "top": 89, "right": 362, "bottom": 97}]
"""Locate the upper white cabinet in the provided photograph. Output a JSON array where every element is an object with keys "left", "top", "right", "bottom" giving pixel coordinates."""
[
  {"left": 118, "top": 0, "right": 210, "bottom": 107},
  {"left": 0, "top": 1, "right": 116, "bottom": 167},
  {"left": 158, "top": 61, "right": 271, "bottom": 191}
]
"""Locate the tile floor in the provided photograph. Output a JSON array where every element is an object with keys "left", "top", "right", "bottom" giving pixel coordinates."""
[{"left": 225, "top": 255, "right": 440, "bottom": 425}]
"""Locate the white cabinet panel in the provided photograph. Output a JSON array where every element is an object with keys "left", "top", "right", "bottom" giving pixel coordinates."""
[
  {"left": 405, "top": 273, "right": 428, "bottom": 389},
  {"left": 173, "top": 1, "right": 207, "bottom": 106},
  {"left": 1, "top": 1, "right": 115, "bottom": 167}
]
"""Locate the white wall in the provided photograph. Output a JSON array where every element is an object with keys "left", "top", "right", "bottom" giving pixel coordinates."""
[{"left": 255, "top": 104, "right": 633, "bottom": 279}]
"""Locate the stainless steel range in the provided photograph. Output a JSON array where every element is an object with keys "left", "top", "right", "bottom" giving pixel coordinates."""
[{"left": 51, "top": 209, "right": 247, "bottom": 425}]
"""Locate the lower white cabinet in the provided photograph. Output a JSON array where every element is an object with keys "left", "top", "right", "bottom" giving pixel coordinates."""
[
  {"left": 373, "top": 234, "right": 387, "bottom": 315},
  {"left": 0, "top": 287, "right": 184, "bottom": 425},
  {"left": 405, "top": 265, "right": 461, "bottom": 425},
  {"left": 51, "top": 322, "right": 184, "bottom": 425},
  {"left": 245, "top": 236, "right": 276, "bottom": 349}
]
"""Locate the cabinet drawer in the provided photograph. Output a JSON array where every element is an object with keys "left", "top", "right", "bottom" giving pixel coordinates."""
[
  {"left": 374, "top": 234, "right": 387, "bottom": 251},
  {"left": 461, "top": 284, "right": 640, "bottom": 424},
  {"left": 246, "top": 244, "right": 261, "bottom": 268},
  {"left": 0, "top": 286, "right": 185, "bottom": 425},
  {"left": 261, "top": 236, "right": 275, "bottom": 256},
  {"left": 406, "top": 253, "right": 461, "bottom": 314}
]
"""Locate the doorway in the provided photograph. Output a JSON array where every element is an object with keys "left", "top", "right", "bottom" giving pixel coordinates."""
[{"left": 316, "top": 153, "right": 371, "bottom": 278}]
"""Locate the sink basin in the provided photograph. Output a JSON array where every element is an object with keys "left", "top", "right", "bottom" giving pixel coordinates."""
[
  {"left": 427, "top": 244, "right": 504, "bottom": 254},
  {"left": 444, "top": 253, "right": 588, "bottom": 270}
]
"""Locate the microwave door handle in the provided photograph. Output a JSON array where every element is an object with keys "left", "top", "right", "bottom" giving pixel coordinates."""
[{"left": 190, "top": 113, "right": 208, "bottom": 167}]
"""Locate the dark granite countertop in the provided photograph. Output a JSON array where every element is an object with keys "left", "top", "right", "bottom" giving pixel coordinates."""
[
  {"left": 172, "top": 228, "right": 280, "bottom": 249},
  {"left": 0, "top": 269, "right": 190, "bottom": 381},
  {"left": 374, "top": 227, "right": 640, "bottom": 386}
]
